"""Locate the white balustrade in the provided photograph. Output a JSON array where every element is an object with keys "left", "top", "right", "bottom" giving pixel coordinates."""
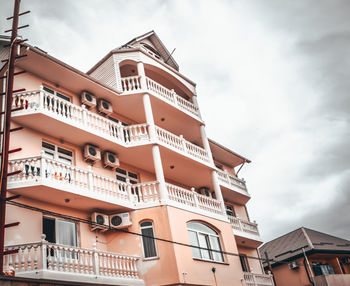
[
  {"left": 120, "top": 76, "right": 201, "bottom": 118},
  {"left": 217, "top": 170, "right": 248, "bottom": 193},
  {"left": 121, "top": 75, "right": 142, "bottom": 92},
  {"left": 131, "top": 181, "right": 160, "bottom": 205},
  {"left": 8, "top": 156, "right": 160, "bottom": 208},
  {"left": 155, "top": 126, "right": 210, "bottom": 164},
  {"left": 145, "top": 77, "right": 175, "bottom": 103},
  {"left": 228, "top": 215, "right": 260, "bottom": 236},
  {"left": 4, "top": 241, "right": 141, "bottom": 280},
  {"left": 244, "top": 272, "right": 274, "bottom": 286},
  {"left": 166, "top": 183, "right": 223, "bottom": 216},
  {"left": 124, "top": 124, "right": 150, "bottom": 144},
  {"left": 12, "top": 90, "right": 146, "bottom": 145}
]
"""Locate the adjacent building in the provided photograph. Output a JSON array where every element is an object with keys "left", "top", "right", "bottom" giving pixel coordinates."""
[
  {"left": 1, "top": 31, "right": 273, "bottom": 286},
  {"left": 260, "top": 227, "right": 350, "bottom": 286}
]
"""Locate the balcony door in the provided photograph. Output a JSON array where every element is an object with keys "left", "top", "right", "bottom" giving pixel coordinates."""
[{"left": 43, "top": 217, "right": 77, "bottom": 247}]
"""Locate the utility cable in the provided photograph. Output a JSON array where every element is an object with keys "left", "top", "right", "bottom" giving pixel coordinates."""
[{"left": 7, "top": 200, "right": 265, "bottom": 262}]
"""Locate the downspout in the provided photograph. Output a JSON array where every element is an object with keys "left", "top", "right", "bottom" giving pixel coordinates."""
[{"left": 302, "top": 248, "right": 316, "bottom": 286}]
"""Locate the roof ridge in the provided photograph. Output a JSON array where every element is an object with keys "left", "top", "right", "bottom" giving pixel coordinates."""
[{"left": 301, "top": 227, "right": 314, "bottom": 249}]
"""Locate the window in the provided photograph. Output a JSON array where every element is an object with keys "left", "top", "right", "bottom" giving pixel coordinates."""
[
  {"left": 116, "top": 167, "right": 138, "bottom": 184},
  {"left": 42, "top": 141, "right": 73, "bottom": 165},
  {"left": 225, "top": 204, "right": 236, "bottom": 217},
  {"left": 239, "top": 254, "right": 250, "bottom": 272},
  {"left": 43, "top": 217, "right": 78, "bottom": 259},
  {"left": 140, "top": 221, "right": 157, "bottom": 258},
  {"left": 187, "top": 222, "right": 224, "bottom": 263},
  {"left": 312, "top": 262, "right": 335, "bottom": 276},
  {"left": 43, "top": 86, "right": 71, "bottom": 102}
]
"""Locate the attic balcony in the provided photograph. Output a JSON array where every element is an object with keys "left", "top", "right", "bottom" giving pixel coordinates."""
[
  {"left": 243, "top": 272, "right": 274, "bottom": 286},
  {"left": 217, "top": 169, "right": 250, "bottom": 204},
  {"left": 120, "top": 75, "right": 201, "bottom": 122},
  {"left": 12, "top": 90, "right": 212, "bottom": 172},
  {"left": 228, "top": 215, "right": 263, "bottom": 248},
  {"left": 4, "top": 239, "right": 144, "bottom": 286}
]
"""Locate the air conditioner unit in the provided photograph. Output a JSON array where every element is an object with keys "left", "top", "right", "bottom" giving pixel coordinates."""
[
  {"left": 103, "top": 151, "right": 120, "bottom": 169},
  {"left": 289, "top": 261, "right": 299, "bottom": 270},
  {"left": 83, "top": 144, "right": 101, "bottom": 162},
  {"left": 90, "top": 212, "right": 109, "bottom": 231},
  {"left": 80, "top": 91, "right": 96, "bottom": 108},
  {"left": 109, "top": 212, "right": 132, "bottom": 229},
  {"left": 97, "top": 99, "right": 113, "bottom": 115}
]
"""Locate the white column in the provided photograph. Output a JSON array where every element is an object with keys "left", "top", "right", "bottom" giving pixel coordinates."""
[
  {"left": 212, "top": 170, "right": 227, "bottom": 215},
  {"left": 200, "top": 124, "right": 214, "bottom": 165},
  {"left": 142, "top": 92, "right": 168, "bottom": 204},
  {"left": 137, "top": 61, "right": 147, "bottom": 89},
  {"left": 152, "top": 144, "right": 168, "bottom": 204},
  {"left": 192, "top": 95, "right": 202, "bottom": 118},
  {"left": 143, "top": 93, "right": 155, "bottom": 139}
]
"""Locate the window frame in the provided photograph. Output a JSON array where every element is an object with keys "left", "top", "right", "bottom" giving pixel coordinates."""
[
  {"left": 42, "top": 141, "right": 74, "bottom": 165},
  {"left": 43, "top": 216, "right": 79, "bottom": 247},
  {"left": 140, "top": 220, "right": 158, "bottom": 260},
  {"left": 239, "top": 254, "right": 250, "bottom": 272},
  {"left": 116, "top": 167, "right": 139, "bottom": 184},
  {"left": 43, "top": 86, "right": 71, "bottom": 102},
  {"left": 187, "top": 222, "right": 225, "bottom": 263},
  {"left": 225, "top": 203, "right": 236, "bottom": 217}
]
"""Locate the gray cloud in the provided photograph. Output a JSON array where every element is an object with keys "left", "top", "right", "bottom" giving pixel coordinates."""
[{"left": 1, "top": 0, "right": 349, "bottom": 242}]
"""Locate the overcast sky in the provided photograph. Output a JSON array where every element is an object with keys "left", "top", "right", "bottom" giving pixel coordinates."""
[{"left": 1, "top": 0, "right": 349, "bottom": 242}]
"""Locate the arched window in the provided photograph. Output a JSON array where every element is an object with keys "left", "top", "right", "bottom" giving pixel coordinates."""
[
  {"left": 140, "top": 221, "right": 157, "bottom": 258},
  {"left": 187, "top": 222, "right": 224, "bottom": 262}
]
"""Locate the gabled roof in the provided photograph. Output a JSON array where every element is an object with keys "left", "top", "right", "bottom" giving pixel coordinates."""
[
  {"left": 117, "top": 30, "right": 179, "bottom": 71},
  {"left": 260, "top": 227, "right": 350, "bottom": 267}
]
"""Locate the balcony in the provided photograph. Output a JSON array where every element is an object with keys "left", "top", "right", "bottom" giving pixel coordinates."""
[
  {"left": 120, "top": 76, "right": 201, "bottom": 121},
  {"left": 228, "top": 215, "right": 262, "bottom": 247},
  {"left": 12, "top": 90, "right": 211, "bottom": 169},
  {"left": 217, "top": 170, "right": 250, "bottom": 204},
  {"left": 8, "top": 156, "right": 160, "bottom": 211},
  {"left": 244, "top": 272, "right": 274, "bottom": 286},
  {"left": 8, "top": 156, "right": 224, "bottom": 220},
  {"left": 4, "top": 239, "right": 144, "bottom": 285},
  {"left": 166, "top": 183, "right": 225, "bottom": 220}
]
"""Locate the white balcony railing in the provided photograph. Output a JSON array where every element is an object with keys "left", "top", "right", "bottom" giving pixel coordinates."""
[
  {"left": 12, "top": 90, "right": 150, "bottom": 146},
  {"left": 121, "top": 76, "right": 201, "bottom": 119},
  {"left": 13, "top": 90, "right": 211, "bottom": 167},
  {"left": 155, "top": 126, "right": 210, "bottom": 164},
  {"left": 217, "top": 170, "right": 248, "bottom": 194},
  {"left": 166, "top": 183, "right": 223, "bottom": 215},
  {"left": 244, "top": 272, "right": 274, "bottom": 286},
  {"left": 4, "top": 239, "right": 144, "bottom": 285},
  {"left": 228, "top": 215, "right": 260, "bottom": 237},
  {"left": 8, "top": 156, "right": 160, "bottom": 208}
]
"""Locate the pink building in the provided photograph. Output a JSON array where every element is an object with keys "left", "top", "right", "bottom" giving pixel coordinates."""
[{"left": 0, "top": 31, "right": 274, "bottom": 286}]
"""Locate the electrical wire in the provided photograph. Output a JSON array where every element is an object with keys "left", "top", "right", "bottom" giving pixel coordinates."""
[{"left": 7, "top": 200, "right": 265, "bottom": 262}]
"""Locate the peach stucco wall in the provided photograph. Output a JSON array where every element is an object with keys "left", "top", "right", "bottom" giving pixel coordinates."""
[{"left": 238, "top": 246, "right": 263, "bottom": 274}]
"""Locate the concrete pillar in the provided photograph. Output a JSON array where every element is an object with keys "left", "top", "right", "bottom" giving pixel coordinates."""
[
  {"left": 141, "top": 92, "right": 167, "bottom": 203},
  {"left": 137, "top": 61, "right": 147, "bottom": 89},
  {"left": 143, "top": 93, "right": 155, "bottom": 139},
  {"left": 152, "top": 144, "right": 168, "bottom": 203},
  {"left": 212, "top": 170, "right": 227, "bottom": 215},
  {"left": 200, "top": 124, "right": 214, "bottom": 165},
  {"left": 192, "top": 95, "right": 202, "bottom": 118}
]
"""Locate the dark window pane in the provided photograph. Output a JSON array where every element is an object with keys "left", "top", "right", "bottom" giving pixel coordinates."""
[
  {"left": 43, "top": 217, "right": 56, "bottom": 243},
  {"left": 141, "top": 227, "right": 157, "bottom": 258},
  {"left": 57, "top": 147, "right": 73, "bottom": 157},
  {"left": 128, "top": 172, "right": 138, "bottom": 179},
  {"left": 42, "top": 141, "right": 55, "bottom": 150},
  {"left": 239, "top": 255, "right": 250, "bottom": 272},
  {"left": 116, "top": 168, "right": 127, "bottom": 175},
  {"left": 140, "top": 221, "right": 152, "bottom": 227},
  {"left": 116, "top": 175, "right": 126, "bottom": 182},
  {"left": 56, "top": 92, "right": 71, "bottom": 102},
  {"left": 43, "top": 86, "right": 54, "bottom": 94}
]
